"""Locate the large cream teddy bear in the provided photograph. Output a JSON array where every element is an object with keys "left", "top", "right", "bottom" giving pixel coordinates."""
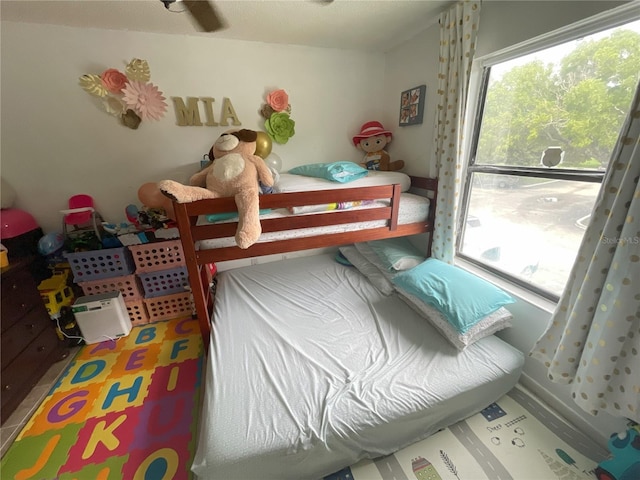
[{"left": 158, "top": 129, "right": 274, "bottom": 249}]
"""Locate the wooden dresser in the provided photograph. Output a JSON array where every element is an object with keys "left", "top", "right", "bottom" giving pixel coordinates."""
[{"left": 1, "top": 258, "right": 68, "bottom": 424}]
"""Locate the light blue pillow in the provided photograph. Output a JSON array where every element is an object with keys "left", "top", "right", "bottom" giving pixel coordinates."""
[
  {"left": 367, "top": 237, "right": 424, "bottom": 271},
  {"left": 288, "top": 161, "right": 368, "bottom": 183},
  {"left": 392, "top": 258, "right": 514, "bottom": 334}
]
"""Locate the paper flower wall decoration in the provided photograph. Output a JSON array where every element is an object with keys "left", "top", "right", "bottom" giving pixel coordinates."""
[
  {"left": 260, "top": 89, "right": 295, "bottom": 144},
  {"left": 79, "top": 58, "right": 167, "bottom": 129}
]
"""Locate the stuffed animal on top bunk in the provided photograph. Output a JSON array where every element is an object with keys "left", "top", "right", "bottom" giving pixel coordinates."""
[
  {"left": 352, "top": 120, "right": 405, "bottom": 171},
  {"left": 158, "top": 129, "right": 274, "bottom": 249}
]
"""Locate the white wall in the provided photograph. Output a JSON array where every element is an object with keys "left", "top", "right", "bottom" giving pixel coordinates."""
[
  {"left": 0, "top": 22, "right": 386, "bottom": 233},
  {"left": 383, "top": 0, "right": 631, "bottom": 447}
]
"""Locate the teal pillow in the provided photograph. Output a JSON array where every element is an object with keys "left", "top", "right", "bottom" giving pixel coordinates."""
[
  {"left": 288, "top": 161, "right": 368, "bottom": 183},
  {"left": 206, "top": 209, "right": 271, "bottom": 223},
  {"left": 392, "top": 258, "right": 514, "bottom": 334},
  {"left": 367, "top": 237, "right": 424, "bottom": 271}
]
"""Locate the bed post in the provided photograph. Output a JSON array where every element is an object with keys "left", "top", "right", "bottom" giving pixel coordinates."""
[
  {"left": 409, "top": 176, "right": 438, "bottom": 258},
  {"left": 173, "top": 201, "right": 212, "bottom": 348}
]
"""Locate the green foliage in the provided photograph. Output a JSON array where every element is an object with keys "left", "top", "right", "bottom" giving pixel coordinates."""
[{"left": 476, "top": 26, "right": 640, "bottom": 169}]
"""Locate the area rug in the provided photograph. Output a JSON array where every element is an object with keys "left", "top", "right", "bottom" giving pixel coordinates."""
[
  {"left": 0, "top": 316, "right": 203, "bottom": 480},
  {"left": 326, "top": 385, "right": 610, "bottom": 480}
]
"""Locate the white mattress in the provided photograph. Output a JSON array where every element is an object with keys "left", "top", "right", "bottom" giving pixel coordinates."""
[
  {"left": 197, "top": 192, "right": 429, "bottom": 249},
  {"left": 191, "top": 254, "right": 524, "bottom": 480},
  {"left": 275, "top": 171, "right": 412, "bottom": 193}
]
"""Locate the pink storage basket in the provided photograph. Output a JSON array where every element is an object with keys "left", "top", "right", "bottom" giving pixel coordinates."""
[
  {"left": 79, "top": 274, "right": 142, "bottom": 301},
  {"left": 143, "top": 292, "right": 193, "bottom": 322},
  {"left": 125, "top": 299, "right": 150, "bottom": 326},
  {"left": 129, "top": 240, "right": 185, "bottom": 273}
]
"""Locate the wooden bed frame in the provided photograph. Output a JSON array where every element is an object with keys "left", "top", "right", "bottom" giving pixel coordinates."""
[{"left": 171, "top": 175, "right": 438, "bottom": 343}]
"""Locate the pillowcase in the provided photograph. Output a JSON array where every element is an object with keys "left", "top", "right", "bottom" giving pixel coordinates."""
[
  {"left": 206, "top": 209, "right": 271, "bottom": 223},
  {"left": 353, "top": 242, "right": 397, "bottom": 281},
  {"left": 339, "top": 245, "right": 395, "bottom": 296},
  {"left": 392, "top": 258, "right": 515, "bottom": 334},
  {"left": 397, "top": 290, "right": 513, "bottom": 350},
  {"left": 367, "top": 237, "right": 425, "bottom": 272},
  {"left": 288, "top": 161, "right": 369, "bottom": 183}
]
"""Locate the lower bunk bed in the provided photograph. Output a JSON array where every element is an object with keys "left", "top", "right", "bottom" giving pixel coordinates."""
[
  {"left": 190, "top": 253, "right": 524, "bottom": 480},
  {"left": 168, "top": 174, "right": 525, "bottom": 479}
]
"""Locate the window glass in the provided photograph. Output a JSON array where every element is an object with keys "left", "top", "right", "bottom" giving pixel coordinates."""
[
  {"left": 463, "top": 173, "right": 600, "bottom": 292},
  {"left": 475, "top": 21, "right": 640, "bottom": 170},
  {"left": 460, "top": 18, "right": 640, "bottom": 299}
]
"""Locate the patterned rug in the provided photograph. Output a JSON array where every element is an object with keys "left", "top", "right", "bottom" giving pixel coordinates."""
[
  {"left": 1, "top": 316, "right": 203, "bottom": 480},
  {"left": 326, "top": 385, "right": 609, "bottom": 480}
]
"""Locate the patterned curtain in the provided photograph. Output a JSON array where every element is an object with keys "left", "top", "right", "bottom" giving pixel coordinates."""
[
  {"left": 530, "top": 82, "right": 640, "bottom": 423},
  {"left": 430, "top": 0, "right": 481, "bottom": 263}
]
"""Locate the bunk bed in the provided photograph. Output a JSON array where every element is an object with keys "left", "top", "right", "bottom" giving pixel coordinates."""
[
  {"left": 169, "top": 173, "right": 524, "bottom": 480},
  {"left": 173, "top": 173, "right": 439, "bottom": 342}
]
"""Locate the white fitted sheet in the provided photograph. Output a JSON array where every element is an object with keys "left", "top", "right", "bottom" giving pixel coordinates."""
[
  {"left": 275, "top": 171, "right": 412, "bottom": 193},
  {"left": 197, "top": 192, "right": 429, "bottom": 249},
  {"left": 192, "top": 254, "right": 524, "bottom": 480}
]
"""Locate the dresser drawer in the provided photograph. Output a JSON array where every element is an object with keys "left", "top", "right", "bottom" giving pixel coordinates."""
[
  {"left": 1, "top": 307, "right": 51, "bottom": 367},
  {"left": 1, "top": 327, "right": 61, "bottom": 422},
  {"left": 1, "top": 267, "right": 41, "bottom": 332}
]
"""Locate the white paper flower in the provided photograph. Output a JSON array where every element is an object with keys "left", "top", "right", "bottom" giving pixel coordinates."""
[{"left": 102, "top": 96, "right": 126, "bottom": 116}]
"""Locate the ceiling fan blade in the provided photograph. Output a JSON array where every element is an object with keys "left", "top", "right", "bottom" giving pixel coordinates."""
[{"left": 182, "top": 1, "right": 226, "bottom": 32}]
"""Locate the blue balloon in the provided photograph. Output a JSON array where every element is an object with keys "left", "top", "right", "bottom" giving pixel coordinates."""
[{"left": 38, "top": 232, "right": 65, "bottom": 256}]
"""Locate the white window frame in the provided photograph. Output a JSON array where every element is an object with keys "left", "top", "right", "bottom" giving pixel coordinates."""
[{"left": 457, "top": 3, "right": 640, "bottom": 302}]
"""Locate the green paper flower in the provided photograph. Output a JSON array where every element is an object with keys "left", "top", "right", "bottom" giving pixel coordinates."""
[{"left": 265, "top": 112, "right": 295, "bottom": 144}]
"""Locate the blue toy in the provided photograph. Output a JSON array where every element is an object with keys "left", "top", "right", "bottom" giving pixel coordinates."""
[{"left": 595, "top": 427, "right": 640, "bottom": 480}]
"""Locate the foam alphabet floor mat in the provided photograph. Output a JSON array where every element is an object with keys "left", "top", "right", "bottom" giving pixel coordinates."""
[{"left": 1, "top": 317, "right": 203, "bottom": 480}]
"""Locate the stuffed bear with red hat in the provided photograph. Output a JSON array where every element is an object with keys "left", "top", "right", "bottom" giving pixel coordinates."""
[{"left": 352, "top": 121, "right": 405, "bottom": 171}]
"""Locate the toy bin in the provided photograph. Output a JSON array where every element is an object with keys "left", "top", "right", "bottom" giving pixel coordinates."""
[
  {"left": 144, "top": 292, "right": 193, "bottom": 322},
  {"left": 138, "top": 266, "right": 190, "bottom": 298},
  {"left": 78, "top": 274, "right": 142, "bottom": 301},
  {"left": 65, "top": 247, "right": 134, "bottom": 282},
  {"left": 128, "top": 240, "right": 185, "bottom": 273},
  {"left": 125, "top": 299, "right": 150, "bottom": 326}
]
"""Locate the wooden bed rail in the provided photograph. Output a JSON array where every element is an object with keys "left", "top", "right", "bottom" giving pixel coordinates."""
[{"left": 172, "top": 176, "right": 438, "bottom": 344}]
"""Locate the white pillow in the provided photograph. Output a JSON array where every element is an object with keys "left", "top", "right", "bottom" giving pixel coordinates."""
[
  {"left": 397, "top": 289, "right": 513, "bottom": 350},
  {"left": 353, "top": 242, "right": 396, "bottom": 279},
  {"left": 339, "top": 245, "right": 394, "bottom": 295}
]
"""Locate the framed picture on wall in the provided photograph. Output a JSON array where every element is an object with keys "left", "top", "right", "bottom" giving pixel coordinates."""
[{"left": 399, "top": 85, "right": 426, "bottom": 126}]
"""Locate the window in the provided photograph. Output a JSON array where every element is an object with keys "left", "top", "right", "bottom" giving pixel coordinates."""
[{"left": 458, "top": 15, "right": 640, "bottom": 301}]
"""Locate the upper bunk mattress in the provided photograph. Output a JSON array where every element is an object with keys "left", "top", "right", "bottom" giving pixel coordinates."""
[
  {"left": 191, "top": 254, "right": 524, "bottom": 480},
  {"left": 275, "top": 171, "right": 412, "bottom": 193},
  {"left": 197, "top": 191, "right": 429, "bottom": 249}
]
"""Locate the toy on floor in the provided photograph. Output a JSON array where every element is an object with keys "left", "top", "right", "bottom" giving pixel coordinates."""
[
  {"left": 352, "top": 121, "right": 405, "bottom": 171},
  {"left": 595, "top": 427, "right": 640, "bottom": 480},
  {"left": 159, "top": 129, "right": 274, "bottom": 249}
]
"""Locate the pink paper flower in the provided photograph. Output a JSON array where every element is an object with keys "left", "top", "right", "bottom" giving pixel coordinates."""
[
  {"left": 267, "top": 89, "right": 289, "bottom": 112},
  {"left": 122, "top": 80, "right": 168, "bottom": 121},
  {"left": 101, "top": 68, "right": 128, "bottom": 94}
]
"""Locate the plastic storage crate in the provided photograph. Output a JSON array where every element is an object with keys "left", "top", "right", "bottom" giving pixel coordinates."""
[
  {"left": 144, "top": 292, "right": 193, "bottom": 322},
  {"left": 78, "top": 274, "right": 142, "bottom": 301},
  {"left": 128, "top": 240, "right": 185, "bottom": 273},
  {"left": 125, "top": 299, "right": 150, "bottom": 326},
  {"left": 138, "top": 266, "right": 190, "bottom": 298},
  {"left": 65, "top": 247, "right": 135, "bottom": 282}
]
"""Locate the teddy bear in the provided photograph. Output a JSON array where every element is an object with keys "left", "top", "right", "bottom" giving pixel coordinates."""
[
  {"left": 352, "top": 121, "right": 405, "bottom": 171},
  {"left": 158, "top": 129, "right": 274, "bottom": 249}
]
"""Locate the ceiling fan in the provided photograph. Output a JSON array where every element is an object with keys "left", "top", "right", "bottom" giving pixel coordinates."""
[{"left": 161, "top": 0, "right": 226, "bottom": 33}]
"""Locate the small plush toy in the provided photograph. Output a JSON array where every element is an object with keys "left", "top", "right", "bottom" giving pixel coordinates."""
[
  {"left": 158, "top": 129, "right": 274, "bottom": 249},
  {"left": 352, "top": 121, "right": 405, "bottom": 171}
]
